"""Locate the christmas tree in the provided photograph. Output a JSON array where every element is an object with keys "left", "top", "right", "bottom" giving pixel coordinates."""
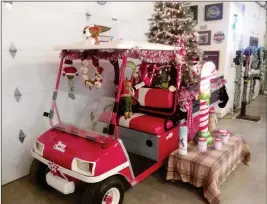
[{"left": 146, "top": 2, "right": 202, "bottom": 85}]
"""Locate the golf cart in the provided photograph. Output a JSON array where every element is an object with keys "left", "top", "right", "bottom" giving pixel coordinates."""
[{"left": 29, "top": 39, "right": 226, "bottom": 204}]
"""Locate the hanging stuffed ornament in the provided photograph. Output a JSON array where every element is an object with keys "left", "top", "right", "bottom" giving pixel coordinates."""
[
  {"left": 81, "top": 59, "right": 92, "bottom": 88},
  {"left": 81, "top": 57, "right": 104, "bottom": 90},
  {"left": 83, "top": 25, "right": 111, "bottom": 44},
  {"left": 62, "top": 60, "right": 78, "bottom": 100}
]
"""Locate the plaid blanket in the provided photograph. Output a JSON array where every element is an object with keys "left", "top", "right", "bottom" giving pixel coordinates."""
[{"left": 166, "top": 135, "right": 251, "bottom": 204}]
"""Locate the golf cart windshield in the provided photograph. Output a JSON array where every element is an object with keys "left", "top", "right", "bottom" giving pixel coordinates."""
[
  {"left": 50, "top": 40, "right": 179, "bottom": 141},
  {"left": 48, "top": 57, "right": 117, "bottom": 142},
  {"left": 50, "top": 90, "right": 115, "bottom": 140}
]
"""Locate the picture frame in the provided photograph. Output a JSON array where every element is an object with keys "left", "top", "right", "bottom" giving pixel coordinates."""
[
  {"left": 189, "top": 5, "right": 198, "bottom": 24},
  {"left": 205, "top": 3, "right": 223, "bottom": 21},
  {"left": 203, "top": 51, "right": 220, "bottom": 70},
  {"left": 198, "top": 31, "right": 211, "bottom": 45},
  {"left": 249, "top": 37, "right": 259, "bottom": 47}
]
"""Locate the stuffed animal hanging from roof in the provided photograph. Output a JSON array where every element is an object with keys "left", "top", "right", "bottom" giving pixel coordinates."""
[
  {"left": 121, "top": 78, "right": 134, "bottom": 119},
  {"left": 83, "top": 25, "right": 111, "bottom": 44},
  {"left": 62, "top": 59, "right": 78, "bottom": 100}
]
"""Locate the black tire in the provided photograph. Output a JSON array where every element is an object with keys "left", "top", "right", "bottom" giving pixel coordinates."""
[
  {"left": 29, "top": 159, "right": 51, "bottom": 189},
  {"left": 80, "top": 176, "right": 124, "bottom": 204}
]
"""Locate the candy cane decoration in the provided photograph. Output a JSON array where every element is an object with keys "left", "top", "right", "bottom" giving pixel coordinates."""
[{"left": 198, "top": 61, "right": 216, "bottom": 145}]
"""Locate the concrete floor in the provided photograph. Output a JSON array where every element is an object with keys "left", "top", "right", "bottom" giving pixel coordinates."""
[{"left": 2, "top": 95, "right": 267, "bottom": 204}]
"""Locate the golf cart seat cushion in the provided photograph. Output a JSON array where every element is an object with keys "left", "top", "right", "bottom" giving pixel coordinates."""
[
  {"left": 118, "top": 113, "right": 173, "bottom": 135},
  {"left": 135, "top": 88, "right": 173, "bottom": 109},
  {"left": 98, "top": 112, "right": 172, "bottom": 135}
]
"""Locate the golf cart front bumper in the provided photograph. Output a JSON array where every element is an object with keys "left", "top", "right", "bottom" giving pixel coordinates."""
[{"left": 31, "top": 148, "right": 129, "bottom": 184}]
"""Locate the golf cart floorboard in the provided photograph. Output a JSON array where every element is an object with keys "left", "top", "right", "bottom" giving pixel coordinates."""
[{"left": 127, "top": 152, "right": 157, "bottom": 177}]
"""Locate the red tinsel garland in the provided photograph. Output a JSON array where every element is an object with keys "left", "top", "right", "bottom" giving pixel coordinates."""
[
  {"left": 211, "top": 78, "right": 227, "bottom": 92},
  {"left": 185, "top": 101, "right": 193, "bottom": 135},
  {"left": 178, "top": 77, "right": 227, "bottom": 107},
  {"left": 60, "top": 47, "right": 182, "bottom": 64}
]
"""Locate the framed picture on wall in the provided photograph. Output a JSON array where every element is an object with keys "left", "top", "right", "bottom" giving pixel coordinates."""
[
  {"left": 203, "top": 51, "right": 220, "bottom": 70},
  {"left": 198, "top": 31, "right": 211, "bottom": 45},
  {"left": 205, "top": 3, "right": 223, "bottom": 21},
  {"left": 190, "top": 5, "right": 198, "bottom": 23},
  {"left": 249, "top": 36, "right": 259, "bottom": 47}
]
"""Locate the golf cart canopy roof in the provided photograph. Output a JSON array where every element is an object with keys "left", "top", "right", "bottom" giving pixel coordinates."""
[
  {"left": 55, "top": 40, "right": 182, "bottom": 64},
  {"left": 53, "top": 40, "right": 178, "bottom": 51}
]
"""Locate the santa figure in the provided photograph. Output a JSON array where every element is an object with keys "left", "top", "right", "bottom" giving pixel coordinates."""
[{"left": 62, "top": 59, "right": 78, "bottom": 99}]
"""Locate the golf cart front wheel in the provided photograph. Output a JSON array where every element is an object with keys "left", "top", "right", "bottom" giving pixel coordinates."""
[
  {"left": 29, "top": 159, "right": 51, "bottom": 189},
  {"left": 81, "top": 176, "right": 124, "bottom": 204}
]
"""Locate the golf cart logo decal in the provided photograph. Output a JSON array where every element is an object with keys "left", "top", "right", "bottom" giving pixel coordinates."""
[
  {"left": 48, "top": 162, "right": 59, "bottom": 175},
  {"left": 53, "top": 141, "right": 66, "bottom": 153}
]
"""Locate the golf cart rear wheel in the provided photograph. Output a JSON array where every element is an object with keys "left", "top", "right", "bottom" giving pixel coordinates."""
[
  {"left": 81, "top": 176, "right": 124, "bottom": 204},
  {"left": 29, "top": 159, "right": 51, "bottom": 189}
]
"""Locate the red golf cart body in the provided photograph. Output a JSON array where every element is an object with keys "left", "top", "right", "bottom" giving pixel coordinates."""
[{"left": 30, "top": 40, "right": 224, "bottom": 203}]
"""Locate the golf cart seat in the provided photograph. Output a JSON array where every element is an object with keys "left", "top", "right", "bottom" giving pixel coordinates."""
[
  {"left": 118, "top": 113, "right": 173, "bottom": 135},
  {"left": 98, "top": 112, "right": 173, "bottom": 135},
  {"left": 99, "top": 88, "right": 175, "bottom": 135},
  {"left": 118, "top": 88, "right": 175, "bottom": 135}
]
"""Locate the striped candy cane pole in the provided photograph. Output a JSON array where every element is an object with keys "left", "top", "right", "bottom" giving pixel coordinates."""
[{"left": 198, "top": 62, "right": 216, "bottom": 145}]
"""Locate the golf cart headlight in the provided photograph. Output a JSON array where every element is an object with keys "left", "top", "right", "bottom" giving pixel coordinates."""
[
  {"left": 34, "top": 141, "right": 44, "bottom": 156},
  {"left": 72, "top": 158, "right": 96, "bottom": 176}
]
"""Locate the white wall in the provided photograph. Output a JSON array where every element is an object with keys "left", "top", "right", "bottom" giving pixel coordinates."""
[
  {"left": 227, "top": 2, "right": 266, "bottom": 114},
  {"left": 2, "top": 1, "right": 153, "bottom": 185},
  {"left": 188, "top": 2, "right": 232, "bottom": 117},
  {"left": 189, "top": 2, "right": 230, "bottom": 76},
  {"left": 189, "top": 2, "right": 266, "bottom": 118}
]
